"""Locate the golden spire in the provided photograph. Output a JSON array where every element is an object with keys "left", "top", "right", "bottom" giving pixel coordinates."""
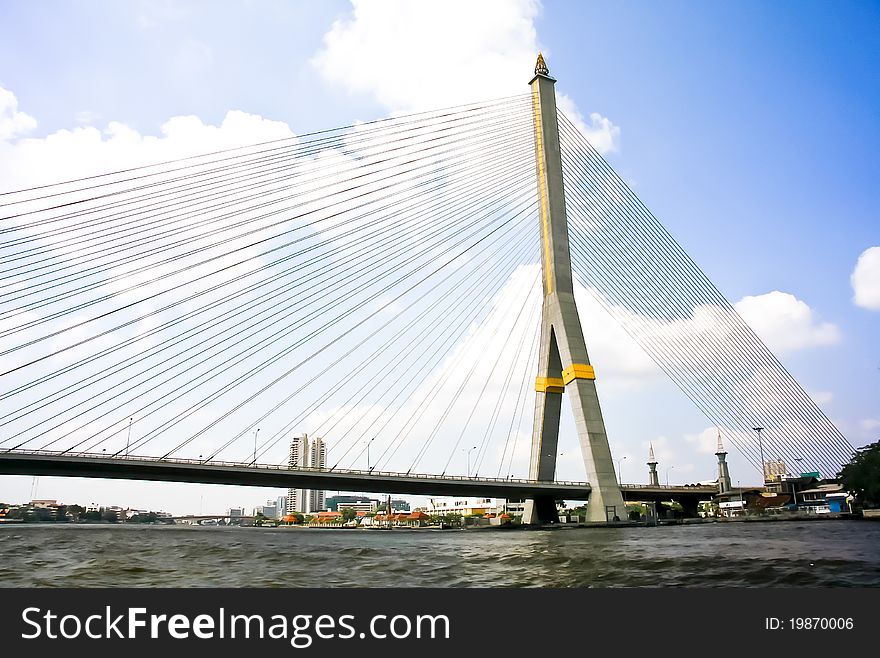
[{"left": 535, "top": 52, "right": 549, "bottom": 76}]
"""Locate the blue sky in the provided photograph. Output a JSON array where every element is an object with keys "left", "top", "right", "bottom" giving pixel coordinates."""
[{"left": 0, "top": 0, "right": 877, "bottom": 514}]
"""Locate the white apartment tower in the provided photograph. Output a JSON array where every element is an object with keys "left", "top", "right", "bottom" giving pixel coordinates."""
[
  {"left": 309, "top": 436, "right": 326, "bottom": 513},
  {"left": 286, "top": 434, "right": 327, "bottom": 514},
  {"left": 286, "top": 434, "right": 309, "bottom": 514}
]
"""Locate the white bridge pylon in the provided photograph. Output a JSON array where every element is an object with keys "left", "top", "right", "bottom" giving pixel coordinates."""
[{"left": 524, "top": 54, "right": 626, "bottom": 524}]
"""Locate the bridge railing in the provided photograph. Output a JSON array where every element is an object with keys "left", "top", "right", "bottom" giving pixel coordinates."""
[
  {"left": 621, "top": 483, "right": 718, "bottom": 490},
  {"left": 620, "top": 483, "right": 716, "bottom": 488},
  {"left": 3, "top": 449, "right": 591, "bottom": 488}
]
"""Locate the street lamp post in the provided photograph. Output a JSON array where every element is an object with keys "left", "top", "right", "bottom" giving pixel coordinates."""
[
  {"left": 467, "top": 445, "right": 477, "bottom": 477},
  {"left": 665, "top": 465, "right": 675, "bottom": 487},
  {"left": 366, "top": 437, "right": 376, "bottom": 472},
  {"left": 793, "top": 457, "right": 803, "bottom": 509},
  {"left": 753, "top": 426, "right": 766, "bottom": 486},
  {"left": 617, "top": 455, "right": 627, "bottom": 484},
  {"left": 125, "top": 417, "right": 133, "bottom": 457},
  {"left": 252, "top": 428, "right": 260, "bottom": 466}
]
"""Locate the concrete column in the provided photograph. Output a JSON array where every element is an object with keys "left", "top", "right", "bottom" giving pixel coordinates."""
[{"left": 524, "top": 54, "right": 626, "bottom": 524}]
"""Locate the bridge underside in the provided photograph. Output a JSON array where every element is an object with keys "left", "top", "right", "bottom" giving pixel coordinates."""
[
  {"left": 0, "top": 453, "right": 592, "bottom": 501},
  {"left": 0, "top": 453, "right": 717, "bottom": 520}
]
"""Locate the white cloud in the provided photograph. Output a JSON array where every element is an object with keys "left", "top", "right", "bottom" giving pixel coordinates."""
[
  {"left": 312, "top": 1, "right": 620, "bottom": 154},
  {"left": 571, "top": 285, "right": 840, "bottom": 393},
  {"left": 574, "top": 284, "right": 660, "bottom": 390},
  {"left": 637, "top": 435, "right": 695, "bottom": 479},
  {"left": 74, "top": 110, "right": 102, "bottom": 125},
  {"left": 312, "top": 0, "right": 541, "bottom": 114},
  {"left": 0, "top": 107, "right": 294, "bottom": 192},
  {"left": 685, "top": 427, "right": 721, "bottom": 455},
  {"left": 734, "top": 291, "right": 840, "bottom": 355},
  {"left": 860, "top": 419, "right": 880, "bottom": 432},
  {"left": 808, "top": 390, "right": 833, "bottom": 406},
  {"left": 851, "top": 246, "right": 880, "bottom": 311},
  {"left": 0, "top": 86, "right": 38, "bottom": 141},
  {"left": 557, "top": 94, "right": 620, "bottom": 154}
]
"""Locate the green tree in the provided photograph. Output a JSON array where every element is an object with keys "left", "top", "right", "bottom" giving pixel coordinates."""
[
  {"left": 339, "top": 507, "right": 358, "bottom": 523},
  {"left": 838, "top": 441, "right": 880, "bottom": 508},
  {"left": 129, "top": 512, "right": 160, "bottom": 524},
  {"left": 433, "top": 512, "right": 462, "bottom": 527}
]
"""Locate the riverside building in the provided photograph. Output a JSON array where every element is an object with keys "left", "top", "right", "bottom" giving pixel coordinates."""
[{"left": 286, "top": 434, "right": 327, "bottom": 514}]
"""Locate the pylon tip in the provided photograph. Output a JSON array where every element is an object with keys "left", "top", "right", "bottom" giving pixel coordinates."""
[{"left": 535, "top": 52, "right": 549, "bottom": 76}]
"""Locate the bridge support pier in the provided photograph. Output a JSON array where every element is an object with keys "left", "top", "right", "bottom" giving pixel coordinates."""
[
  {"left": 679, "top": 497, "right": 701, "bottom": 519},
  {"left": 523, "top": 54, "right": 626, "bottom": 525},
  {"left": 530, "top": 496, "right": 560, "bottom": 525}
]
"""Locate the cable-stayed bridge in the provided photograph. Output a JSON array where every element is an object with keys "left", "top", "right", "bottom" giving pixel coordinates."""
[{"left": 0, "top": 56, "right": 852, "bottom": 523}]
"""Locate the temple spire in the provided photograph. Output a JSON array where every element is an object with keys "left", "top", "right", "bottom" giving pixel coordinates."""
[
  {"left": 647, "top": 443, "right": 659, "bottom": 486},
  {"left": 715, "top": 429, "right": 726, "bottom": 454},
  {"left": 715, "top": 429, "right": 732, "bottom": 494}
]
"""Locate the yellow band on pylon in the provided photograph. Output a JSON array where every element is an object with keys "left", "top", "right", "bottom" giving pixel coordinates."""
[
  {"left": 562, "top": 364, "right": 596, "bottom": 384},
  {"left": 531, "top": 83, "right": 553, "bottom": 295},
  {"left": 535, "top": 376, "right": 565, "bottom": 393}
]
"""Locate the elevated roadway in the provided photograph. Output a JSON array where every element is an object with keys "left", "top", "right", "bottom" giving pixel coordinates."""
[{"left": 0, "top": 451, "right": 717, "bottom": 511}]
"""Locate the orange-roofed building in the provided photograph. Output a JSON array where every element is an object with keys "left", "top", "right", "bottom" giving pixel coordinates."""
[{"left": 405, "top": 510, "right": 430, "bottom": 527}]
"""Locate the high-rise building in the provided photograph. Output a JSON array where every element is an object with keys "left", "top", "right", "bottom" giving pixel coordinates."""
[
  {"left": 326, "top": 495, "right": 374, "bottom": 511},
  {"left": 287, "top": 434, "right": 309, "bottom": 514},
  {"left": 286, "top": 434, "right": 327, "bottom": 514},
  {"left": 764, "top": 459, "right": 787, "bottom": 483},
  {"left": 309, "top": 436, "right": 326, "bottom": 513},
  {"left": 254, "top": 502, "right": 277, "bottom": 518},
  {"left": 275, "top": 495, "right": 287, "bottom": 520}
]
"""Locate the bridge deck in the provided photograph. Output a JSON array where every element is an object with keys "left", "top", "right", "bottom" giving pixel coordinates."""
[
  {"left": 0, "top": 451, "right": 716, "bottom": 501},
  {"left": 0, "top": 451, "right": 592, "bottom": 499}
]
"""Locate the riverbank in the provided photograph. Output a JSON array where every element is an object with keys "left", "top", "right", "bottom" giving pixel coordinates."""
[{"left": 252, "top": 510, "right": 872, "bottom": 531}]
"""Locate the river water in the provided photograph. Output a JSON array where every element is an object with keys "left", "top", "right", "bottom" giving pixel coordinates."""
[{"left": 1, "top": 520, "right": 877, "bottom": 587}]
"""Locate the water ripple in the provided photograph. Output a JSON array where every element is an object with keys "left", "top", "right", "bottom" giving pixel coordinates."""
[{"left": 0, "top": 521, "right": 878, "bottom": 587}]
